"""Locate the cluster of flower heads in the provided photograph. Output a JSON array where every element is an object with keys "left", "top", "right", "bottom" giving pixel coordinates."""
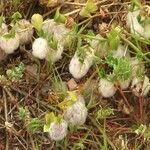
[
  {"left": 0, "top": 4, "right": 150, "bottom": 96},
  {"left": 44, "top": 91, "right": 88, "bottom": 141},
  {"left": 98, "top": 4, "right": 150, "bottom": 98}
]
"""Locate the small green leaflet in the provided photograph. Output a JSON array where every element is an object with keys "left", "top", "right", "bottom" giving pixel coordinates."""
[
  {"left": 12, "top": 0, "right": 21, "bottom": 9},
  {"left": 31, "top": 13, "right": 43, "bottom": 32},
  {"left": 3, "top": 29, "right": 16, "bottom": 39},
  {"left": 43, "top": 112, "right": 56, "bottom": 132},
  {"left": 54, "top": 8, "right": 66, "bottom": 23},
  {"left": 11, "top": 11, "right": 22, "bottom": 24},
  {"left": 107, "top": 26, "right": 121, "bottom": 50},
  {"left": 58, "top": 91, "right": 77, "bottom": 110},
  {"left": 79, "top": 0, "right": 98, "bottom": 17}
]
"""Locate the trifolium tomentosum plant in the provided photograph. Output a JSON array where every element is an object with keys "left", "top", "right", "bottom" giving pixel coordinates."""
[{"left": 44, "top": 112, "right": 68, "bottom": 141}]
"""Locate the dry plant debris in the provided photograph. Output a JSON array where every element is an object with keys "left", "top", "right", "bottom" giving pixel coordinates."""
[{"left": 0, "top": 0, "right": 150, "bottom": 149}]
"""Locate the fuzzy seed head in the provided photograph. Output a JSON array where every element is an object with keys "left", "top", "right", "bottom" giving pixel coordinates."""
[
  {"left": 42, "top": 19, "right": 70, "bottom": 47},
  {"left": 99, "top": 78, "right": 117, "bottom": 98},
  {"left": 53, "top": 24, "right": 70, "bottom": 46},
  {"left": 15, "top": 19, "right": 33, "bottom": 45},
  {"left": 32, "top": 38, "right": 49, "bottom": 59},
  {"left": 118, "top": 79, "right": 131, "bottom": 90},
  {"left": 42, "top": 19, "right": 56, "bottom": 35},
  {"left": 0, "top": 33, "right": 19, "bottom": 54},
  {"left": 49, "top": 120, "right": 68, "bottom": 141},
  {"left": 64, "top": 95, "right": 88, "bottom": 125},
  {"left": 46, "top": 43, "right": 64, "bottom": 63},
  {"left": 69, "top": 51, "right": 93, "bottom": 79}
]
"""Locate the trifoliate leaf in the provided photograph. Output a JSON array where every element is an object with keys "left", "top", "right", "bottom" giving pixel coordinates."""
[
  {"left": 12, "top": 0, "right": 21, "bottom": 8},
  {"left": 58, "top": 99, "right": 75, "bottom": 110},
  {"left": 31, "top": 14, "right": 43, "bottom": 32},
  {"left": 54, "top": 8, "right": 66, "bottom": 23},
  {"left": 3, "top": 29, "right": 16, "bottom": 39},
  {"left": 58, "top": 91, "right": 77, "bottom": 110},
  {"left": 79, "top": 0, "right": 98, "bottom": 17},
  {"left": 43, "top": 113, "right": 63, "bottom": 132},
  {"left": 43, "top": 124, "right": 50, "bottom": 132},
  {"left": 45, "top": 112, "right": 56, "bottom": 126},
  {"left": 67, "top": 91, "right": 78, "bottom": 102},
  {"left": 11, "top": 11, "right": 22, "bottom": 24},
  {"left": 107, "top": 26, "right": 121, "bottom": 50},
  {"left": 56, "top": 114, "right": 63, "bottom": 124}
]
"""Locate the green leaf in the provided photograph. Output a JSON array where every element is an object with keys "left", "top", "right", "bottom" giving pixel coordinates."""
[
  {"left": 27, "top": 118, "right": 42, "bottom": 133},
  {"left": 0, "top": 16, "right": 4, "bottom": 27},
  {"left": 96, "top": 107, "right": 114, "bottom": 120},
  {"left": 45, "top": 112, "right": 56, "bottom": 126},
  {"left": 54, "top": 8, "right": 66, "bottom": 23},
  {"left": 18, "top": 107, "right": 29, "bottom": 120},
  {"left": 107, "top": 26, "right": 121, "bottom": 50},
  {"left": 131, "top": 0, "right": 142, "bottom": 10},
  {"left": 11, "top": 11, "right": 22, "bottom": 24},
  {"left": 58, "top": 91, "right": 77, "bottom": 110},
  {"left": 43, "top": 124, "right": 50, "bottom": 132},
  {"left": 12, "top": 0, "right": 21, "bottom": 9},
  {"left": 80, "top": 7, "right": 91, "bottom": 18},
  {"left": 79, "top": 0, "right": 98, "bottom": 17},
  {"left": 31, "top": 13, "right": 43, "bottom": 32},
  {"left": 47, "top": 35, "right": 58, "bottom": 50},
  {"left": 113, "top": 58, "right": 132, "bottom": 81},
  {"left": 3, "top": 28, "right": 16, "bottom": 39}
]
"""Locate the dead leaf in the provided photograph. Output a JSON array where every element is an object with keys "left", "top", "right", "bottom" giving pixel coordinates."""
[
  {"left": 67, "top": 78, "right": 78, "bottom": 91},
  {"left": 117, "top": 99, "right": 131, "bottom": 115}
]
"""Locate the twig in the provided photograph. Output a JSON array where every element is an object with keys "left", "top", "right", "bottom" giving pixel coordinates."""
[{"left": 3, "top": 89, "right": 9, "bottom": 150}]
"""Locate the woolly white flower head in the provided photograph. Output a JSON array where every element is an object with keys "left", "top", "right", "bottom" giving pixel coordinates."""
[
  {"left": 131, "top": 76, "right": 150, "bottom": 97},
  {"left": 99, "top": 78, "right": 117, "bottom": 98},
  {"left": 46, "top": 42, "right": 64, "bottom": 63},
  {"left": 42, "top": 19, "right": 70, "bottom": 47},
  {"left": 32, "top": 38, "right": 49, "bottom": 59},
  {"left": 15, "top": 19, "right": 33, "bottom": 45},
  {"left": 0, "top": 23, "right": 8, "bottom": 35},
  {"left": 69, "top": 47, "right": 94, "bottom": 79},
  {"left": 53, "top": 24, "right": 70, "bottom": 46},
  {"left": 49, "top": 120, "right": 68, "bottom": 141},
  {"left": 0, "top": 33, "right": 19, "bottom": 54},
  {"left": 64, "top": 95, "right": 88, "bottom": 125},
  {"left": 117, "top": 78, "right": 131, "bottom": 90},
  {"left": 42, "top": 19, "right": 56, "bottom": 35}
]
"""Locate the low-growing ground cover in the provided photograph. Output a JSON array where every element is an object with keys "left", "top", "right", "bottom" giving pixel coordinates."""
[{"left": 0, "top": 0, "right": 150, "bottom": 149}]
